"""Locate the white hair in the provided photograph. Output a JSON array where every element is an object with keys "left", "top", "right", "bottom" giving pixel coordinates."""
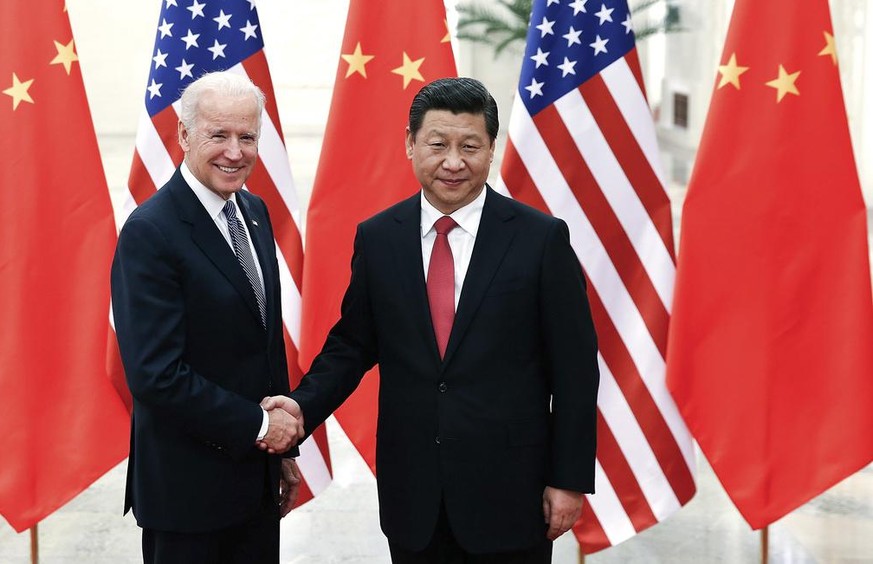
[{"left": 178, "top": 72, "right": 266, "bottom": 134}]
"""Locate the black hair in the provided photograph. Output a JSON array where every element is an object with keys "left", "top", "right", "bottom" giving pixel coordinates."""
[{"left": 408, "top": 77, "right": 498, "bottom": 141}]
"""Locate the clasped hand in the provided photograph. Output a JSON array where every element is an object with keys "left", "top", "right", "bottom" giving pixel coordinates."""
[{"left": 256, "top": 395, "right": 305, "bottom": 454}]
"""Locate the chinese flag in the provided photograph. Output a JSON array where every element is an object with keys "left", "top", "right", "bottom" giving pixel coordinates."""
[
  {"left": 666, "top": 0, "right": 873, "bottom": 528},
  {"left": 0, "top": 2, "right": 129, "bottom": 531},
  {"left": 300, "top": 0, "right": 456, "bottom": 470}
]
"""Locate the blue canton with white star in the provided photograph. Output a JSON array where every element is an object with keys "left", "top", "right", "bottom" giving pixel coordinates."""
[
  {"left": 144, "top": 0, "right": 263, "bottom": 116},
  {"left": 518, "top": 0, "right": 635, "bottom": 115}
]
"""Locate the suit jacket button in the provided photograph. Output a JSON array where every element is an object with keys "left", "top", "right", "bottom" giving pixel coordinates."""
[{"left": 438, "top": 381, "right": 447, "bottom": 393}]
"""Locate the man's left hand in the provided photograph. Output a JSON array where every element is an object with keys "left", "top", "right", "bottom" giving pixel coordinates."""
[
  {"left": 279, "top": 458, "right": 301, "bottom": 518},
  {"left": 542, "top": 486, "right": 584, "bottom": 540}
]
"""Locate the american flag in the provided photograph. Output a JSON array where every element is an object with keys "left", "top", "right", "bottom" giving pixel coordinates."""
[
  {"left": 123, "top": 0, "right": 332, "bottom": 504},
  {"left": 496, "top": 0, "right": 696, "bottom": 552}
]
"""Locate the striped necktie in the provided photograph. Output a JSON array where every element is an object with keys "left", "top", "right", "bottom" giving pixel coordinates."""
[{"left": 222, "top": 200, "right": 266, "bottom": 327}]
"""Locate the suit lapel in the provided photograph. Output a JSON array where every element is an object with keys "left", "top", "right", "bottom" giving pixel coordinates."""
[
  {"left": 168, "top": 173, "right": 265, "bottom": 329},
  {"left": 442, "top": 187, "right": 517, "bottom": 366},
  {"left": 390, "top": 194, "right": 439, "bottom": 360}
]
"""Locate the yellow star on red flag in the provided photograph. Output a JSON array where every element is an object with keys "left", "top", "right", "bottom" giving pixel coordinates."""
[
  {"left": 391, "top": 52, "right": 425, "bottom": 89},
  {"left": 50, "top": 39, "right": 79, "bottom": 75},
  {"left": 341, "top": 42, "right": 374, "bottom": 79},
  {"left": 3, "top": 73, "right": 35, "bottom": 110},
  {"left": 717, "top": 53, "right": 749, "bottom": 90},
  {"left": 818, "top": 31, "right": 837, "bottom": 65},
  {"left": 765, "top": 65, "right": 800, "bottom": 102}
]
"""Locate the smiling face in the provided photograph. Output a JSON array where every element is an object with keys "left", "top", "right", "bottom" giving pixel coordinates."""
[
  {"left": 406, "top": 109, "right": 495, "bottom": 215},
  {"left": 178, "top": 90, "right": 260, "bottom": 200}
]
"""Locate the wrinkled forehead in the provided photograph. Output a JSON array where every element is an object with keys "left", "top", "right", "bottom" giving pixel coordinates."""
[{"left": 195, "top": 93, "right": 261, "bottom": 130}]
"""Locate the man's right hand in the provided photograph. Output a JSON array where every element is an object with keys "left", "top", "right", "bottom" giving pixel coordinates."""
[
  {"left": 260, "top": 395, "right": 302, "bottom": 420},
  {"left": 259, "top": 406, "right": 304, "bottom": 454}
]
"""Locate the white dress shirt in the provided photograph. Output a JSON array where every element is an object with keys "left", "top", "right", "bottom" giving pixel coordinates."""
[
  {"left": 420, "top": 186, "right": 487, "bottom": 310},
  {"left": 181, "top": 162, "right": 265, "bottom": 296}
]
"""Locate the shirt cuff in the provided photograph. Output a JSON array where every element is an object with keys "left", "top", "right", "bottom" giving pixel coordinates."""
[{"left": 256, "top": 407, "right": 269, "bottom": 441}]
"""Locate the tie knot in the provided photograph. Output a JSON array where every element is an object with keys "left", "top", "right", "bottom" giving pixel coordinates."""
[
  {"left": 222, "top": 200, "right": 237, "bottom": 221},
  {"left": 434, "top": 216, "right": 457, "bottom": 236}
]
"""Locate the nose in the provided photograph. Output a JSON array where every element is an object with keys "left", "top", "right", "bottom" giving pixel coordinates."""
[
  {"left": 442, "top": 148, "right": 465, "bottom": 171},
  {"left": 224, "top": 138, "right": 243, "bottom": 160}
]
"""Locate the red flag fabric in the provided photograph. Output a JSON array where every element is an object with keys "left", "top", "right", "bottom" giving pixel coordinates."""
[
  {"left": 300, "top": 0, "right": 456, "bottom": 470},
  {"left": 125, "top": 0, "right": 331, "bottom": 504},
  {"left": 497, "top": 0, "right": 695, "bottom": 552},
  {"left": 666, "top": 0, "right": 873, "bottom": 529},
  {"left": 0, "top": 2, "right": 129, "bottom": 532}
]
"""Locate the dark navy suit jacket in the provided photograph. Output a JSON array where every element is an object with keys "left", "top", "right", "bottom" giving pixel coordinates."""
[
  {"left": 291, "top": 187, "right": 600, "bottom": 553},
  {"left": 111, "top": 168, "right": 290, "bottom": 533}
]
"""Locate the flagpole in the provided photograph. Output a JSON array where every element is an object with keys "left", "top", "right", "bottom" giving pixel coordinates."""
[
  {"left": 579, "top": 548, "right": 585, "bottom": 563},
  {"left": 760, "top": 526, "right": 769, "bottom": 564},
  {"left": 30, "top": 524, "right": 39, "bottom": 564}
]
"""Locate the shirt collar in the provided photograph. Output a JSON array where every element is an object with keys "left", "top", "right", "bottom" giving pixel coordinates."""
[
  {"left": 180, "top": 160, "right": 238, "bottom": 221},
  {"left": 420, "top": 185, "right": 487, "bottom": 238}
]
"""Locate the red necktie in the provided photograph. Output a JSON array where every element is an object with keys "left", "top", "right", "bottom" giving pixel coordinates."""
[{"left": 427, "top": 216, "right": 458, "bottom": 359}]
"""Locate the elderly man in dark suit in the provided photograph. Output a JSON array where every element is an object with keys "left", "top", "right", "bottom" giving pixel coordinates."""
[
  {"left": 111, "top": 71, "right": 303, "bottom": 564},
  {"left": 265, "top": 77, "right": 600, "bottom": 563}
]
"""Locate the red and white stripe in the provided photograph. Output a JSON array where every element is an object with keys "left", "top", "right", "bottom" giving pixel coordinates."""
[
  {"left": 497, "top": 51, "right": 695, "bottom": 553},
  {"left": 122, "top": 53, "right": 332, "bottom": 504}
]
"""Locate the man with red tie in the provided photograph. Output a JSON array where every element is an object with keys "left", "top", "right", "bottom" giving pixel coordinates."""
[{"left": 269, "top": 77, "right": 599, "bottom": 563}]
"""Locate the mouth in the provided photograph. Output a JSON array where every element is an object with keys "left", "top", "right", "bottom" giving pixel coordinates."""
[
  {"left": 217, "top": 165, "right": 243, "bottom": 174},
  {"left": 439, "top": 178, "right": 465, "bottom": 187}
]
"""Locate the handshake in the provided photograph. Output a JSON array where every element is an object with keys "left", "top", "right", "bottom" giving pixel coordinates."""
[{"left": 256, "top": 395, "right": 305, "bottom": 454}]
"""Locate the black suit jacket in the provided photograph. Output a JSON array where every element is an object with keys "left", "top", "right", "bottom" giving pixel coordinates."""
[
  {"left": 111, "top": 168, "right": 290, "bottom": 533},
  {"left": 291, "top": 187, "right": 599, "bottom": 553}
]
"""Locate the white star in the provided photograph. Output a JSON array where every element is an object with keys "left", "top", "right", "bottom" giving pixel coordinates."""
[
  {"left": 569, "top": 0, "right": 588, "bottom": 15},
  {"left": 158, "top": 18, "right": 174, "bottom": 39},
  {"left": 208, "top": 39, "right": 227, "bottom": 59},
  {"left": 590, "top": 34, "right": 609, "bottom": 55},
  {"left": 240, "top": 20, "right": 258, "bottom": 40},
  {"left": 175, "top": 59, "right": 195, "bottom": 80},
  {"left": 153, "top": 49, "right": 168, "bottom": 69},
  {"left": 147, "top": 78, "right": 162, "bottom": 99},
  {"left": 165, "top": 0, "right": 178, "bottom": 7},
  {"left": 246, "top": 0, "right": 256, "bottom": 9},
  {"left": 536, "top": 17, "right": 555, "bottom": 38},
  {"left": 563, "top": 26, "right": 582, "bottom": 47},
  {"left": 547, "top": 0, "right": 561, "bottom": 5},
  {"left": 187, "top": 0, "right": 205, "bottom": 19},
  {"left": 530, "top": 47, "right": 550, "bottom": 68},
  {"left": 595, "top": 4, "right": 614, "bottom": 24},
  {"left": 622, "top": 13, "right": 633, "bottom": 34},
  {"left": 557, "top": 57, "right": 577, "bottom": 77},
  {"left": 524, "top": 77, "right": 545, "bottom": 99},
  {"left": 214, "top": 10, "right": 232, "bottom": 30},
  {"left": 181, "top": 29, "right": 200, "bottom": 49}
]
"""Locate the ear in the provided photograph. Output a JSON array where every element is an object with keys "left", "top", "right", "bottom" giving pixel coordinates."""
[
  {"left": 178, "top": 120, "right": 190, "bottom": 152},
  {"left": 488, "top": 139, "right": 496, "bottom": 163},
  {"left": 404, "top": 127, "right": 414, "bottom": 159}
]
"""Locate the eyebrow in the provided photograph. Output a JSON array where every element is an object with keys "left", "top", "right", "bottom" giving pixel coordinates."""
[{"left": 423, "top": 129, "right": 484, "bottom": 141}]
